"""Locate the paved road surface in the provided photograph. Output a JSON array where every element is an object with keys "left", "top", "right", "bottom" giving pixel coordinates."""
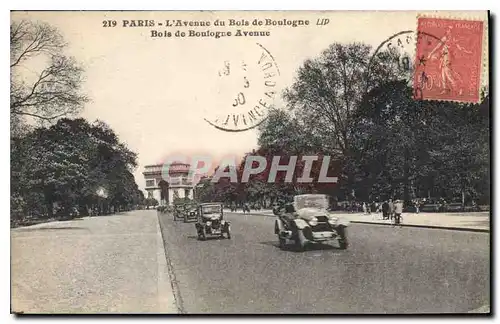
[
  {"left": 158, "top": 211, "right": 490, "bottom": 314},
  {"left": 11, "top": 211, "right": 176, "bottom": 314}
]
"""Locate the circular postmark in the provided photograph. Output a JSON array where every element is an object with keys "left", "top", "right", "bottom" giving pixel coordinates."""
[
  {"left": 202, "top": 42, "right": 280, "bottom": 132},
  {"left": 367, "top": 30, "right": 443, "bottom": 100}
]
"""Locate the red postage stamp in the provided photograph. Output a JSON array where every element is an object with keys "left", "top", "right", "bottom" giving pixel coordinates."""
[{"left": 414, "top": 17, "right": 484, "bottom": 103}]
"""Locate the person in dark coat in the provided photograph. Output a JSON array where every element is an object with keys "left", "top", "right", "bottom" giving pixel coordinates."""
[{"left": 382, "top": 201, "right": 389, "bottom": 220}]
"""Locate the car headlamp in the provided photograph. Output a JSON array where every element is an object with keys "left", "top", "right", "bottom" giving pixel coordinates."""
[
  {"left": 308, "top": 217, "right": 318, "bottom": 226},
  {"left": 327, "top": 214, "right": 338, "bottom": 225}
]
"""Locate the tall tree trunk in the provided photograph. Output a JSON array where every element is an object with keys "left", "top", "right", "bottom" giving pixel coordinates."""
[{"left": 403, "top": 147, "right": 410, "bottom": 202}]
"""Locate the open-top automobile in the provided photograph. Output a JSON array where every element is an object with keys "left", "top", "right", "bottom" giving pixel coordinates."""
[
  {"left": 195, "top": 202, "right": 231, "bottom": 240},
  {"left": 274, "top": 194, "right": 349, "bottom": 251}
]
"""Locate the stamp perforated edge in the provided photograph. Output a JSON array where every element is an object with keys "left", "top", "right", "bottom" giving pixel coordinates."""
[{"left": 414, "top": 11, "right": 489, "bottom": 104}]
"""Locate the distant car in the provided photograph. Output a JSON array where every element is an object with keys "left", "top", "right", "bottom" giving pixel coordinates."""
[
  {"left": 420, "top": 203, "right": 442, "bottom": 212},
  {"left": 478, "top": 205, "right": 490, "bottom": 212},
  {"left": 195, "top": 203, "right": 231, "bottom": 240},
  {"left": 444, "top": 203, "right": 481, "bottom": 212},
  {"left": 183, "top": 203, "right": 198, "bottom": 223},
  {"left": 272, "top": 202, "right": 284, "bottom": 215},
  {"left": 172, "top": 203, "right": 185, "bottom": 220},
  {"left": 274, "top": 194, "right": 350, "bottom": 251},
  {"left": 445, "top": 202, "right": 464, "bottom": 212}
]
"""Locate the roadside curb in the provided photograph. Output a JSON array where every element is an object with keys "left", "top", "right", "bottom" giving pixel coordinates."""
[
  {"left": 349, "top": 221, "right": 489, "bottom": 233},
  {"left": 157, "top": 212, "right": 185, "bottom": 314},
  {"left": 468, "top": 304, "right": 491, "bottom": 313},
  {"left": 230, "top": 212, "right": 489, "bottom": 233}
]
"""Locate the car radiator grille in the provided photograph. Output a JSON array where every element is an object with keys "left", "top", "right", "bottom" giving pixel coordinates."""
[
  {"left": 311, "top": 222, "right": 331, "bottom": 232},
  {"left": 316, "top": 216, "right": 329, "bottom": 222}
]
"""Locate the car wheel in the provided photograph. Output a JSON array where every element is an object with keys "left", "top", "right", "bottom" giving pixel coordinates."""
[
  {"left": 278, "top": 235, "right": 286, "bottom": 249},
  {"left": 294, "top": 230, "right": 306, "bottom": 251},
  {"left": 337, "top": 227, "right": 348, "bottom": 250},
  {"left": 338, "top": 238, "right": 348, "bottom": 250},
  {"left": 197, "top": 227, "right": 206, "bottom": 241}
]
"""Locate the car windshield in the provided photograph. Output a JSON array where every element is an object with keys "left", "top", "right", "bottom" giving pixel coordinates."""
[
  {"left": 202, "top": 205, "right": 222, "bottom": 214},
  {"left": 294, "top": 195, "right": 328, "bottom": 211}
]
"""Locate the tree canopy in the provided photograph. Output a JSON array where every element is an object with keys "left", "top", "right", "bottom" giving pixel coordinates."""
[
  {"left": 11, "top": 118, "right": 144, "bottom": 222},
  {"left": 200, "top": 42, "right": 489, "bottom": 207},
  {"left": 10, "top": 20, "right": 88, "bottom": 135}
]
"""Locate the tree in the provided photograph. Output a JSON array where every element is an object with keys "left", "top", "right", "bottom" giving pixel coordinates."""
[
  {"left": 282, "top": 43, "right": 406, "bottom": 196},
  {"left": 195, "top": 176, "right": 216, "bottom": 203},
  {"left": 351, "top": 80, "right": 489, "bottom": 203},
  {"left": 10, "top": 20, "right": 88, "bottom": 132},
  {"left": 12, "top": 118, "right": 140, "bottom": 221},
  {"left": 145, "top": 197, "right": 159, "bottom": 209}
]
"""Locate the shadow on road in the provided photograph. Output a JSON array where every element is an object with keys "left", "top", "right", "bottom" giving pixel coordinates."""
[
  {"left": 186, "top": 235, "right": 229, "bottom": 241},
  {"left": 15, "top": 226, "right": 90, "bottom": 232},
  {"left": 259, "top": 240, "right": 345, "bottom": 253},
  {"left": 88, "top": 211, "right": 133, "bottom": 217}
]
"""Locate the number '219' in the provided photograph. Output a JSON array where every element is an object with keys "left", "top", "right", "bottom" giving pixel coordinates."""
[{"left": 102, "top": 20, "right": 117, "bottom": 27}]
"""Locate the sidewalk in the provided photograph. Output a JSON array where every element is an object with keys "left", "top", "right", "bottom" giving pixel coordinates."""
[
  {"left": 11, "top": 210, "right": 178, "bottom": 314},
  {"left": 226, "top": 209, "right": 490, "bottom": 232}
]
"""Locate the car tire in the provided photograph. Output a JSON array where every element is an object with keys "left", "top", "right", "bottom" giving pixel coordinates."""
[
  {"left": 294, "top": 229, "right": 306, "bottom": 251},
  {"left": 338, "top": 238, "right": 348, "bottom": 250},
  {"left": 278, "top": 235, "right": 286, "bottom": 249}
]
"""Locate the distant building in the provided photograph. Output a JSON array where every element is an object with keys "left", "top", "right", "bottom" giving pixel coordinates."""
[{"left": 143, "top": 162, "right": 194, "bottom": 206}]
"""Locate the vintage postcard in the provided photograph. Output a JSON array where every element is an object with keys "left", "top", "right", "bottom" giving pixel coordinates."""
[{"left": 10, "top": 10, "right": 490, "bottom": 314}]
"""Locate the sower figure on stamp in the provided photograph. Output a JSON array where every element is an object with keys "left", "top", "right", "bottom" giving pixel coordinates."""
[{"left": 427, "top": 26, "right": 472, "bottom": 95}]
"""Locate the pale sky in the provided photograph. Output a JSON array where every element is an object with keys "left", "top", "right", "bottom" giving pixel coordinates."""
[{"left": 11, "top": 11, "right": 488, "bottom": 192}]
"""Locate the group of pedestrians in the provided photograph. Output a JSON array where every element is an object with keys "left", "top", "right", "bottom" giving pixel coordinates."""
[{"left": 363, "top": 199, "right": 404, "bottom": 226}]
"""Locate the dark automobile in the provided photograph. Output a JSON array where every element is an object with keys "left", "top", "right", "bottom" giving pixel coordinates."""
[
  {"left": 272, "top": 202, "right": 285, "bottom": 216},
  {"left": 444, "top": 203, "right": 481, "bottom": 212},
  {"left": 445, "top": 202, "right": 464, "bottom": 212},
  {"left": 195, "top": 203, "right": 231, "bottom": 240},
  {"left": 463, "top": 205, "right": 482, "bottom": 212},
  {"left": 183, "top": 203, "right": 198, "bottom": 223},
  {"left": 420, "top": 203, "right": 443, "bottom": 212}
]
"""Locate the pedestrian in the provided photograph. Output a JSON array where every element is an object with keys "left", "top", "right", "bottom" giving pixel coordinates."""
[
  {"left": 372, "top": 202, "right": 378, "bottom": 220},
  {"left": 388, "top": 198, "right": 395, "bottom": 221},
  {"left": 362, "top": 202, "right": 367, "bottom": 214},
  {"left": 415, "top": 200, "right": 420, "bottom": 214},
  {"left": 382, "top": 200, "right": 389, "bottom": 220},
  {"left": 394, "top": 200, "right": 404, "bottom": 226}
]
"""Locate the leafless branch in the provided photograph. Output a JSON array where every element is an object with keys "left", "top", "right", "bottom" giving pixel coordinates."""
[{"left": 10, "top": 20, "right": 88, "bottom": 124}]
